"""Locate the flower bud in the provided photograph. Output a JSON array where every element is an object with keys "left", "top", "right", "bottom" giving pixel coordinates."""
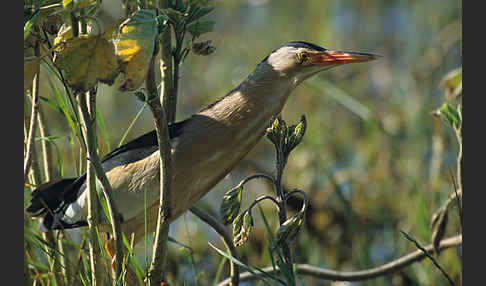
[
  {"left": 285, "top": 115, "right": 306, "bottom": 154},
  {"left": 233, "top": 211, "right": 253, "bottom": 247},
  {"left": 220, "top": 185, "right": 243, "bottom": 224},
  {"left": 276, "top": 212, "right": 304, "bottom": 247},
  {"left": 266, "top": 116, "right": 287, "bottom": 147}
]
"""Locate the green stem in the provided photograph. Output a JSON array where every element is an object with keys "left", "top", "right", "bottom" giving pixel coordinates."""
[
  {"left": 78, "top": 88, "right": 124, "bottom": 283},
  {"left": 70, "top": 12, "right": 79, "bottom": 37},
  {"left": 274, "top": 129, "right": 295, "bottom": 284},
  {"left": 79, "top": 90, "right": 106, "bottom": 285}
]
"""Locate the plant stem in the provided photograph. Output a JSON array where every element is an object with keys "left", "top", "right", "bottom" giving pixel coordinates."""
[
  {"left": 147, "top": 14, "right": 173, "bottom": 284},
  {"left": 37, "top": 105, "right": 67, "bottom": 285},
  {"left": 275, "top": 132, "right": 295, "bottom": 284},
  {"left": 24, "top": 41, "right": 40, "bottom": 182},
  {"left": 190, "top": 206, "right": 240, "bottom": 286},
  {"left": 78, "top": 88, "right": 124, "bottom": 283},
  {"left": 159, "top": 0, "right": 175, "bottom": 124},
  {"left": 79, "top": 90, "right": 106, "bottom": 285}
]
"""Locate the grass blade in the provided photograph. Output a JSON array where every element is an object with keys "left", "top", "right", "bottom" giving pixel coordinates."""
[{"left": 209, "top": 242, "right": 285, "bottom": 285}]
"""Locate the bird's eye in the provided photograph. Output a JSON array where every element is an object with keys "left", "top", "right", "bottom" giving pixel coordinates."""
[{"left": 298, "top": 52, "right": 309, "bottom": 64}]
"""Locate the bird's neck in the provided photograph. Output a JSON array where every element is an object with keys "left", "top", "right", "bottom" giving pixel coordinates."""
[
  {"left": 169, "top": 72, "right": 297, "bottom": 218},
  {"left": 200, "top": 69, "right": 297, "bottom": 131}
]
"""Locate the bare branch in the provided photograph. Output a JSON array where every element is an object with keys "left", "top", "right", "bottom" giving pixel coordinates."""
[
  {"left": 217, "top": 235, "right": 461, "bottom": 285},
  {"left": 191, "top": 206, "right": 239, "bottom": 286},
  {"left": 401, "top": 231, "right": 455, "bottom": 285}
]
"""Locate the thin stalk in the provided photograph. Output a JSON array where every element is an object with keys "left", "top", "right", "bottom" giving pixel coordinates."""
[
  {"left": 138, "top": 0, "right": 148, "bottom": 9},
  {"left": 159, "top": 0, "right": 175, "bottom": 124},
  {"left": 274, "top": 132, "right": 294, "bottom": 284},
  {"left": 79, "top": 8, "right": 87, "bottom": 35},
  {"left": 24, "top": 242, "right": 33, "bottom": 286},
  {"left": 79, "top": 91, "right": 105, "bottom": 285},
  {"left": 24, "top": 41, "right": 41, "bottom": 182},
  {"left": 147, "top": 24, "right": 173, "bottom": 284},
  {"left": 25, "top": 54, "right": 58, "bottom": 285},
  {"left": 26, "top": 127, "right": 60, "bottom": 286},
  {"left": 37, "top": 106, "right": 66, "bottom": 285},
  {"left": 78, "top": 89, "right": 124, "bottom": 283},
  {"left": 247, "top": 196, "right": 281, "bottom": 213},
  {"left": 240, "top": 174, "right": 275, "bottom": 187},
  {"left": 191, "top": 206, "right": 240, "bottom": 286},
  {"left": 37, "top": 106, "right": 55, "bottom": 181},
  {"left": 146, "top": 96, "right": 172, "bottom": 284},
  {"left": 70, "top": 12, "right": 79, "bottom": 38},
  {"left": 454, "top": 118, "right": 462, "bottom": 231}
]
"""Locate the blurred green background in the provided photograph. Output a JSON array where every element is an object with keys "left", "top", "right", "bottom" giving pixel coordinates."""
[{"left": 33, "top": 0, "right": 462, "bottom": 285}]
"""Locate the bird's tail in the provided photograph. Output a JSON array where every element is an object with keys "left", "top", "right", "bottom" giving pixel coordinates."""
[{"left": 26, "top": 177, "right": 86, "bottom": 232}]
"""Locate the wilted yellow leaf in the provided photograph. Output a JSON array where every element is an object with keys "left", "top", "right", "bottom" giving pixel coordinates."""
[
  {"left": 114, "top": 9, "right": 158, "bottom": 91},
  {"left": 63, "top": 0, "right": 95, "bottom": 10},
  {"left": 54, "top": 34, "right": 119, "bottom": 93}
]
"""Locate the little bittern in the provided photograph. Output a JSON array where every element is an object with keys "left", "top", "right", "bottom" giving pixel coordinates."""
[{"left": 27, "top": 41, "right": 379, "bottom": 247}]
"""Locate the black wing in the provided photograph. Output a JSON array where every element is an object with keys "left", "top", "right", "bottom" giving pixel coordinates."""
[
  {"left": 100, "top": 119, "right": 188, "bottom": 172},
  {"left": 27, "top": 119, "right": 189, "bottom": 231}
]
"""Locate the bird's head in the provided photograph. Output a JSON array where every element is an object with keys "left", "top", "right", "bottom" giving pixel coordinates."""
[{"left": 261, "top": 41, "right": 380, "bottom": 83}]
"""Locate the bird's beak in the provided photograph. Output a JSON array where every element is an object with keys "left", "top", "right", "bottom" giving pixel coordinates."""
[{"left": 312, "top": 50, "right": 380, "bottom": 66}]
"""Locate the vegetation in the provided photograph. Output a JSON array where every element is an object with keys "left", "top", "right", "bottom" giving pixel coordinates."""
[{"left": 24, "top": 0, "right": 462, "bottom": 285}]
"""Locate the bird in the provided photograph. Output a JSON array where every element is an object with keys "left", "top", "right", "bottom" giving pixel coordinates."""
[{"left": 26, "top": 41, "right": 379, "bottom": 251}]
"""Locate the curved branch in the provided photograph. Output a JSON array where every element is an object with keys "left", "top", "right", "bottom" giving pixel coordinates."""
[
  {"left": 190, "top": 206, "right": 239, "bottom": 286},
  {"left": 240, "top": 173, "right": 275, "bottom": 187},
  {"left": 247, "top": 195, "right": 280, "bottom": 214},
  {"left": 217, "top": 235, "right": 461, "bottom": 285},
  {"left": 285, "top": 189, "right": 308, "bottom": 213}
]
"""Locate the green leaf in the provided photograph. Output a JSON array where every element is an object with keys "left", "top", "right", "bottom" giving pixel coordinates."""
[
  {"left": 24, "top": 11, "right": 39, "bottom": 41},
  {"left": 187, "top": 20, "right": 215, "bottom": 37},
  {"left": 163, "top": 7, "right": 185, "bottom": 25},
  {"left": 220, "top": 185, "right": 243, "bottom": 224},
  {"left": 156, "top": 14, "right": 169, "bottom": 33},
  {"left": 114, "top": 9, "right": 158, "bottom": 91},
  {"left": 434, "top": 102, "right": 461, "bottom": 129},
  {"left": 208, "top": 242, "right": 281, "bottom": 286},
  {"left": 186, "top": 5, "right": 214, "bottom": 23}
]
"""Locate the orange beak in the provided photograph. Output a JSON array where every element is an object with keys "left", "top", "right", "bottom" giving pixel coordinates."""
[{"left": 313, "top": 50, "right": 381, "bottom": 66}]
